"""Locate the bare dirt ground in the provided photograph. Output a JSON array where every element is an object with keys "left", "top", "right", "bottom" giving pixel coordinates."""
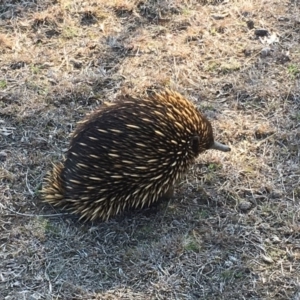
[{"left": 1, "top": 0, "right": 300, "bottom": 299}]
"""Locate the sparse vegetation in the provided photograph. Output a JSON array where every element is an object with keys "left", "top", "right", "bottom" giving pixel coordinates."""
[
  {"left": 288, "top": 64, "right": 300, "bottom": 78},
  {"left": 0, "top": 0, "right": 299, "bottom": 299},
  {"left": 0, "top": 80, "right": 7, "bottom": 89}
]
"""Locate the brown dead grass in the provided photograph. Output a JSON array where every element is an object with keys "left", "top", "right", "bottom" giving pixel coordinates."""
[{"left": 1, "top": 0, "right": 300, "bottom": 299}]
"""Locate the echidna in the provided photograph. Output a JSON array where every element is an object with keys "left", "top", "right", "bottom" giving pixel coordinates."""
[{"left": 42, "top": 89, "right": 230, "bottom": 221}]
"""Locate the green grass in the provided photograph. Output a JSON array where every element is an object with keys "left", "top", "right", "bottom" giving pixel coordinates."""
[{"left": 0, "top": 80, "right": 7, "bottom": 89}]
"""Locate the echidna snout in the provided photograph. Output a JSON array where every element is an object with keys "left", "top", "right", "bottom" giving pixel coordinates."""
[{"left": 210, "top": 140, "right": 231, "bottom": 152}]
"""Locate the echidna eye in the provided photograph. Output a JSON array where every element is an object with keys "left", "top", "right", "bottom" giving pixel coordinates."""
[{"left": 191, "top": 136, "right": 200, "bottom": 154}]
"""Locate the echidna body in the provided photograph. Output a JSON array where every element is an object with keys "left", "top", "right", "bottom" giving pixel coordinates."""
[{"left": 42, "top": 90, "right": 230, "bottom": 221}]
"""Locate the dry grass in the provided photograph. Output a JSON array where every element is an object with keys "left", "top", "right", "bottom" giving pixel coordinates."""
[{"left": 1, "top": 0, "right": 300, "bottom": 299}]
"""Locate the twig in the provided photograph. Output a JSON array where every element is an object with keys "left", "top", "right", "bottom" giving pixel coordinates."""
[
  {"left": 1, "top": 203, "right": 70, "bottom": 218},
  {"left": 26, "top": 168, "right": 35, "bottom": 196}
]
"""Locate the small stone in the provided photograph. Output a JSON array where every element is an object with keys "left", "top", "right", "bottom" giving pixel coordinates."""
[
  {"left": 246, "top": 20, "right": 254, "bottom": 29},
  {"left": 243, "top": 49, "right": 252, "bottom": 57},
  {"left": 224, "top": 259, "right": 233, "bottom": 267},
  {"left": 278, "top": 16, "right": 289, "bottom": 21},
  {"left": 211, "top": 13, "right": 228, "bottom": 20},
  {"left": 229, "top": 255, "right": 238, "bottom": 262},
  {"left": 261, "top": 254, "right": 274, "bottom": 264},
  {"left": 261, "top": 47, "right": 272, "bottom": 57},
  {"left": 71, "top": 59, "right": 83, "bottom": 69},
  {"left": 275, "top": 53, "right": 290, "bottom": 64},
  {"left": 272, "top": 235, "right": 280, "bottom": 244},
  {"left": 219, "top": 211, "right": 227, "bottom": 218},
  {"left": 239, "top": 201, "right": 252, "bottom": 212},
  {"left": 255, "top": 29, "right": 269, "bottom": 37},
  {"left": 0, "top": 151, "right": 7, "bottom": 162},
  {"left": 10, "top": 61, "right": 26, "bottom": 69}
]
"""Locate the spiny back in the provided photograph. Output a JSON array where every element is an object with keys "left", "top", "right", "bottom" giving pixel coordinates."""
[{"left": 42, "top": 89, "right": 230, "bottom": 221}]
